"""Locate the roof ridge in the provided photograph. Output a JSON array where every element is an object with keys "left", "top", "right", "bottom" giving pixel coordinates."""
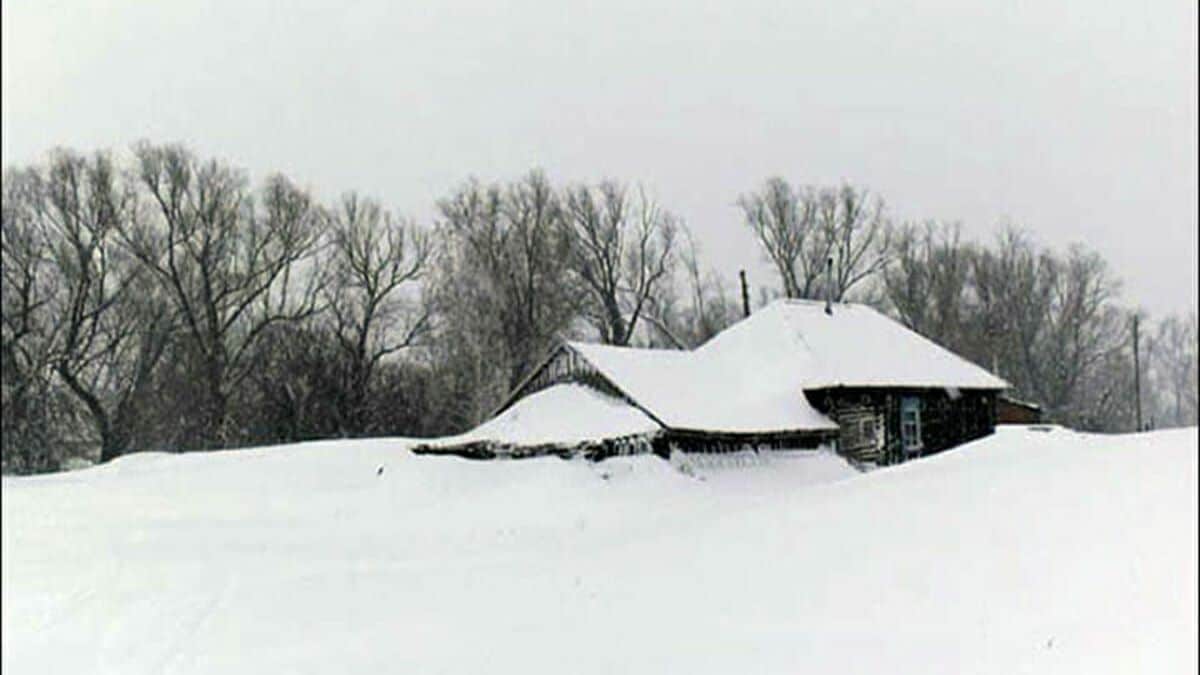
[
  {"left": 771, "top": 298, "right": 871, "bottom": 309},
  {"left": 567, "top": 340, "right": 691, "bottom": 354},
  {"left": 757, "top": 299, "right": 875, "bottom": 317}
]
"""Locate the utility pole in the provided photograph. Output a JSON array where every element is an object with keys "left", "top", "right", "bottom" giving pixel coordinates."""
[
  {"left": 739, "top": 270, "right": 751, "bottom": 318},
  {"left": 824, "top": 257, "right": 834, "bottom": 315},
  {"left": 1133, "top": 314, "right": 1142, "bottom": 432}
]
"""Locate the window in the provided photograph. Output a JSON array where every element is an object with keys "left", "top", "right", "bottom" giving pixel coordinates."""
[
  {"left": 843, "top": 420, "right": 863, "bottom": 447},
  {"left": 844, "top": 416, "right": 879, "bottom": 449},
  {"left": 859, "top": 419, "right": 874, "bottom": 444},
  {"left": 901, "top": 396, "right": 922, "bottom": 452}
]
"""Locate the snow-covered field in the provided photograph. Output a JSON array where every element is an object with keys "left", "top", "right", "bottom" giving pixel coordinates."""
[{"left": 3, "top": 427, "right": 1196, "bottom": 674}]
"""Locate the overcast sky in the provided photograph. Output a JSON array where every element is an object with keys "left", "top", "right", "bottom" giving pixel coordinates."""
[{"left": 3, "top": 1, "right": 1196, "bottom": 315}]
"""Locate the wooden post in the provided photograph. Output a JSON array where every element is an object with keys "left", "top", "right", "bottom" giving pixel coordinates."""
[
  {"left": 824, "top": 256, "right": 834, "bottom": 315},
  {"left": 1133, "top": 314, "right": 1142, "bottom": 432},
  {"left": 739, "top": 269, "right": 750, "bottom": 318}
]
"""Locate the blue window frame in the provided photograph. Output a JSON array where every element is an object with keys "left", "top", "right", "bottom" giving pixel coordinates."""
[{"left": 901, "top": 396, "right": 922, "bottom": 453}]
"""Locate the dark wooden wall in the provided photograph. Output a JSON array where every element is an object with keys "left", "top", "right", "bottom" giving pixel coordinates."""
[
  {"left": 997, "top": 397, "right": 1042, "bottom": 424},
  {"left": 806, "top": 387, "right": 997, "bottom": 465},
  {"left": 659, "top": 429, "right": 837, "bottom": 455},
  {"left": 414, "top": 428, "right": 839, "bottom": 461},
  {"left": 413, "top": 432, "right": 659, "bottom": 461}
]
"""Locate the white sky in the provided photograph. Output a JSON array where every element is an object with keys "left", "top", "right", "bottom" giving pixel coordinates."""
[{"left": 3, "top": 0, "right": 1196, "bottom": 315}]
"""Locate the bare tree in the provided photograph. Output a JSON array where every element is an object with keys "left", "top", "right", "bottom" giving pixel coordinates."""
[
  {"left": 29, "top": 149, "right": 173, "bottom": 462},
  {"left": 436, "top": 171, "right": 578, "bottom": 393},
  {"left": 561, "top": 181, "right": 677, "bottom": 345},
  {"left": 1148, "top": 313, "right": 1199, "bottom": 427},
  {"left": 1, "top": 168, "right": 71, "bottom": 472},
  {"left": 1038, "top": 246, "right": 1126, "bottom": 424},
  {"left": 1, "top": 169, "right": 56, "bottom": 380},
  {"left": 645, "top": 230, "right": 740, "bottom": 349},
  {"left": 239, "top": 321, "right": 342, "bottom": 443},
  {"left": 970, "top": 231, "right": 1127, "bottom": 427},
  {"left": 737, "top": 178, "right": 816, "bottom": 298},
  {"left": 816, "top": 184, "right": 891, "bottom": 300},
  {"left": 123, "top": 143, "right": 324, "bottom": 448},
  {"left": 880, "top": 222, "right": 1137, "bottom": 431},
  {"left": 324, "top": 192, "right": 432, "bottom": 434},
  {"left": 738, "top": 179, "right": 890, "bottom": 301},
  {"left": 882, "top": 221, "right": 975, "bottom": 355},
  {"left": 1072, "top": 328, "right": 1139, "bottom": 432}
]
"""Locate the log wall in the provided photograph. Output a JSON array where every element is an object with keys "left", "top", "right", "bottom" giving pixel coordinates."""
[
  {"left": 807, "top": 387, "right": 997, "bottom": 465},
  {"left": 500, "top": 346, "right": 628, "bottom": 414}
]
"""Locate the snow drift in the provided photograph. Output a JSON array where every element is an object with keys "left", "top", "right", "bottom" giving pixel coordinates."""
[{"left": 2, "top": 426, "right": 1195, "bottom": 674}]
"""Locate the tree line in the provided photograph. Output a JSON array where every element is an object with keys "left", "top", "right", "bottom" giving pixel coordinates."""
[{"left": 2, "top": 143, "right": 1195, "bottom": 473}]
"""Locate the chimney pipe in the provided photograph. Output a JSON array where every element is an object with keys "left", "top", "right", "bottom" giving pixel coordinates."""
[
  {"left": 824, "top": 256, "right": 834, "bottom": 315},
  {"left": 739, "top": 269, "right": 751, "bottom": 318}
]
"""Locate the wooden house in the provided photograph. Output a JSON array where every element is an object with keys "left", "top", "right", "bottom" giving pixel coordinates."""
[
  {"left": 417, "top": 300, "right": 1008, "bottom": 465},
  {"left": 996, "top": 395, "right": 1043, "bottom": 425}
]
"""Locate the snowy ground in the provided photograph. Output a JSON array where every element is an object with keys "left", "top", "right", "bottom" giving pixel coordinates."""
[{"left": 3, "top": 427, "right": 1196, "bottom": 674}]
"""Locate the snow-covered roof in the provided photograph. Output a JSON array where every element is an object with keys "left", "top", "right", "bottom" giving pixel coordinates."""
[
  {"left": 696, "top": 300, "right": 1009, "bottom": 391},
  {"left": 998, "top": 394, "right": 1042, "bottom": 410},
  {"left": 568, "top": 341, "right": 839, "bottom": 434},
  {"left": 558, "top": 300, "right": 1005, "bottom": 434},
  {"left": 425, "top": 383, "right": 662, "bottom": 449},
  {"left": 470, "top": 299, "right": 1004, "bottom": 441}
]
